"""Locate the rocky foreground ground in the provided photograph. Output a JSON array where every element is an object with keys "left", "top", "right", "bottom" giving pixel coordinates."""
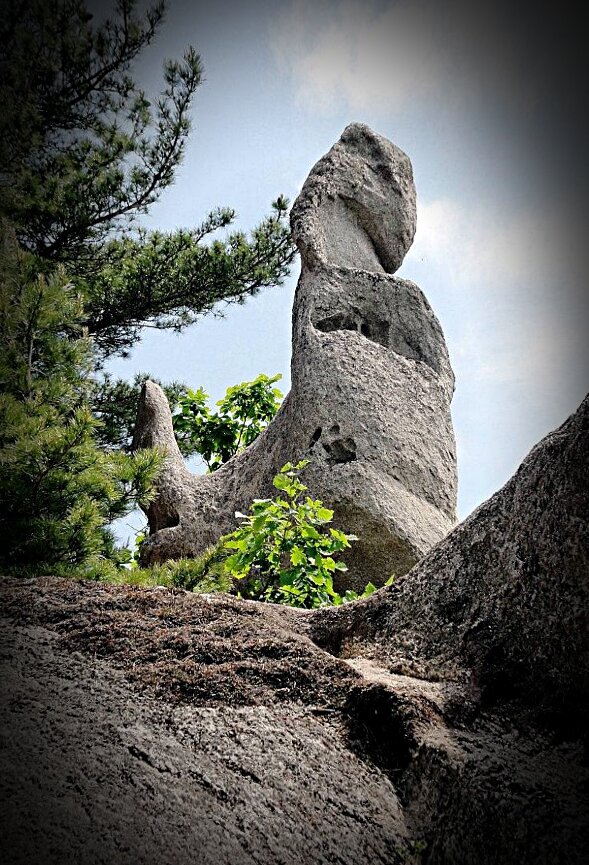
[{"left": 1, "top": 395, "right": 588, "bottom": 864}]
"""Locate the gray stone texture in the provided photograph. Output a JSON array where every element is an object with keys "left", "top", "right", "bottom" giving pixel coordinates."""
[
  {"left": 1, "top": 392, "right": 588, "bottom": 864},
  {"left": 133, "top": 123, "right": 457, "bottom": 588},
  {"left": 311, "top": 393, "right": 589, "bottom": 724},
  {"left": 290, "top": 121, "right": 417, "bottom": 273}
]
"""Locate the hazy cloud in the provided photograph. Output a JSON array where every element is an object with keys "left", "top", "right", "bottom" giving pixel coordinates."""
[
  {"left": 268, "top": 0, "right": 522, "bottom": 116},
  {"left": 407, "top": 198, "right": 582, "bottom": 399},
  {"left": 270, "top": 0, "right": 445, "bottom": 113},
  {"left": 412, "top": 198, "right": 561, "bottom": 288}
]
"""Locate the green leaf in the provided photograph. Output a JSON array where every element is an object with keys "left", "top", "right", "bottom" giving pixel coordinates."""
[
  {"left": 290, "top": 545, "right": 306, "bottom": 566},
  {"left": 224, "top": 537, "right": 244, "bottom": 550},
  {"left": 321, "top": 556, "right": 337, "bottom": 572},
  {"left": 252, "top": 514, "right": 267, "bottom": 532},
  {"left": 315, "top": 507, "right": 334, "bottom": 522},
  {"left": 279, "top": 572, "right": 295, "bottom": 586}
]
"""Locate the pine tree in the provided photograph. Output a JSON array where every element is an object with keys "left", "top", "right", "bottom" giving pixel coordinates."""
[
  {"left": 0, "top": 229, "right": 162, "bottom": 573},
  {"left": 0, "top": 0, "right": 296, "bottom": 572},
  {"left": 0, "top": 0, "right": 296, "bottom": 358}
]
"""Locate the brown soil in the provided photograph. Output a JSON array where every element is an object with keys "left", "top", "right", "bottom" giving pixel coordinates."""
[{"left": 0, "top": 576, "right": 359, "bottom": 710}]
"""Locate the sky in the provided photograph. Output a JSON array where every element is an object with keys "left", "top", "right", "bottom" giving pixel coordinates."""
[{"left": 106, "top": 0, "right": 588, "bottom": 534}]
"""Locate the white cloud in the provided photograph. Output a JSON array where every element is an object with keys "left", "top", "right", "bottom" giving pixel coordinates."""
[
  {"left": 404, "top": 198, "right": 580, "bottom": 396},
  {"left": 405, "top": 197, "right": 587, "bottom": 515},
  {"left": 411, "top": 199, "right": 561, "bottom": 287},
  {"left": 269, "top": 0, "right": 447, "bottom": 114},
  {"left": 268, "top": 0, "right": 521, "bottom": 117}
]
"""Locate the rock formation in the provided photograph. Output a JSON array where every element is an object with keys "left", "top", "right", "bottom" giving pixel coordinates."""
[
  {"left": 133, "top": 123, "right": 457, "bottom": 589},
  {"left": 1, "top": 395, "right": 587, "bottom": 864}
]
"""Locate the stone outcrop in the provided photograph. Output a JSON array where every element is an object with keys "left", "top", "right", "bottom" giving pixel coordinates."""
[
  {"left": 311, "top": 392, "right": 589, "bottom": 725},
  {"left": 1, "top": 394, "right": 588, "bottom": 864},
  {"left": 133, "top": 123, "right": 457, "bottom": 589}
]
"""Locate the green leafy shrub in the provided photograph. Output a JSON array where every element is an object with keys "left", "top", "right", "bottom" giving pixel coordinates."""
[
  {"left": 75, "top": 464, "right": 393, "bottom": 606},
  {"left": 222, "top": 460, "right": 382, "bottom": 608},
  {"left": 172, "top": 373, "right": 283, "bottom": 470}
]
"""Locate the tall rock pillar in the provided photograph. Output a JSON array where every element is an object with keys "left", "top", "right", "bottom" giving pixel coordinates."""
[{"left": 133, "top": 124, "right": 457, "bottom": 588}]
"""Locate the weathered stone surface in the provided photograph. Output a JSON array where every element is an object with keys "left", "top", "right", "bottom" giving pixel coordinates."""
[
  {"left": 1, "top": 395, "right": 588, "bottom": 864},
  {"left": 290, "top": 121, "right": 417, "bottom": 273},
  {"left": 311, "top": 393, "right": 589, "bottom": 727},
  {"left": 0, "top": 610, "right": 410, "bottom": 865},
  {"left": 133, "top": 123, "right": 457, "bottom": 588}
]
